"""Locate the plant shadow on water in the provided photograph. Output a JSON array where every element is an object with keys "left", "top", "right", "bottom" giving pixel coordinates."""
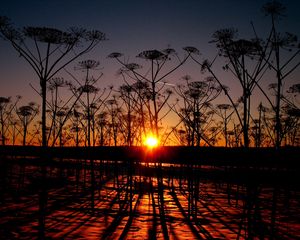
[{"left": 0, "top": 154, "right": 299, "bottom": 240}]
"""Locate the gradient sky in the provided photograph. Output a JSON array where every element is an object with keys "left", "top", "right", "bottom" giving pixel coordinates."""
[{"left": 1, "top": 0, "right": 299, "bottom": 106}]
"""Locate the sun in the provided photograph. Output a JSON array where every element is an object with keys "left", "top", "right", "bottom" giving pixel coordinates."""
[{"left": 144, "top": 135, "right": 159, "bottom": 148}]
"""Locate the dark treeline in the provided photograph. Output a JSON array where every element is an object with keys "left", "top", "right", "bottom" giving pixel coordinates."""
[{"left": 0, "top": 1, "right": 299, "bottom": 148}]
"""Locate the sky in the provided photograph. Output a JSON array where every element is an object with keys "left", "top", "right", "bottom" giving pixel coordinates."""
[{"left": 1, "top": 0, "right": 300, "bottom": 107}]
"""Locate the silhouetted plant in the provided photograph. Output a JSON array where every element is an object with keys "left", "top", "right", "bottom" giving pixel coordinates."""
[
  {"left": 211, "top": 29, "right": 266, "bottom": 147},
  {"left": 106, "top": 97, "right": 122, "bottom": 146},
  {"left": 0, "top": 17, "right": 106, "bottom": 147},
  {"left": 261, "top": 1, "right": 300, "bottom": 148},
  {"left": 96, "top": 111, "right": 109, "bottom": 146},
  {"left": 118, "top": 84, "right": 138, "bottom": 146},
  {"left": 180, "top": 1, "right": 300, "bottom": 148},
  {"left": 173, "top": 75, "right": 221, "bottom": 146},
  {"left": 0, "top": 17, "right": 107, "bottom": 239},
  {"left": 16, "top": 102, "right": 39, "bottom": 146},
  {"left": 56, "top": 108, "right": 69, "bottom": 146},
  {"left": 67, "top": 60, "right": 111, "bottom": 213},
  {"left": 0, "top": 97, "right": 11, "bottom": 145},
  {"left": 8, "top": 117, "right": 19, "bottom": 145},
  {"left": 0, "top": 96, "right": 21, "bottom": 145},
  {"left": 109, "top": 48, "right": 192, "bottom": 143},
  {"left": 45, "top": 77, "right": 69, "bottom": 146},
  {"left": 215, "top": 104, "right": 233, "bottom": 147},
  {"left": 266, "top": 81, "right": 300, "bottom": 146},
  {"left": 131, "top": 80, "right": 152, "bottom": 143},
  {"left": 249, "top": 103, "right": 265, "bottom": 147},
  {"left": 67, "top": 60, "right": 112, "bottom": 147},
  {"left": 68, "top": 105, "right": 84, "bottom": 146}
]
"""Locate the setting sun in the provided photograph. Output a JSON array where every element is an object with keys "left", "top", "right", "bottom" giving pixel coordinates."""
[{"left": 144, "top": 135, "right": 159, "bottom": 148}]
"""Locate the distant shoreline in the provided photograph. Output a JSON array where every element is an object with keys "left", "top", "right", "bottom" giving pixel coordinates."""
[{"left": 1, "top": 145, "right": 299, "bottom": 167}]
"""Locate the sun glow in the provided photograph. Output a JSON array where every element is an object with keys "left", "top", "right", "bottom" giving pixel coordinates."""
[{"left": 144, "top": 135, "right": 159, "bottom": 148}]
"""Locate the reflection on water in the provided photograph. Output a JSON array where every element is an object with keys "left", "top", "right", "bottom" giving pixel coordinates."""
[{"left": 0, "top": 158, "right": 299, "bottom": 239}]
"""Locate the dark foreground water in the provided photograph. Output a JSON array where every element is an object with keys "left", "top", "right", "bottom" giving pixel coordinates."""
[{"left": 0, "top": 158, "right": 299, "bottom": 239}]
